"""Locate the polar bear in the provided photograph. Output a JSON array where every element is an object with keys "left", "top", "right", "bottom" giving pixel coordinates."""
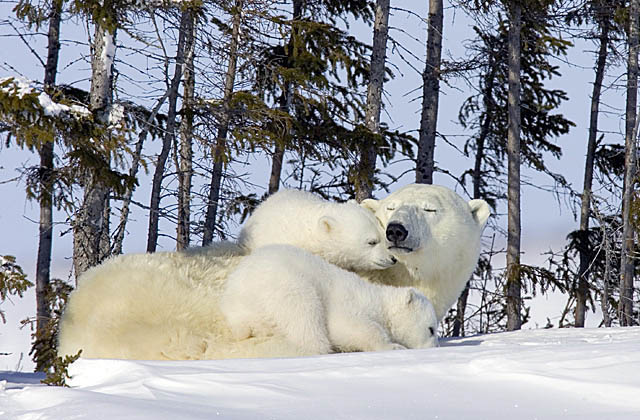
[
  {"left": 220, "top": 244, "right": 439, "bottom": 354},
  {"left": 58, "top": 184, "right": 485, "bottom": 360},
  {"left": 361, "top": 184, "right": 490, "bottom": 321},
  {"left": 237, "top": 189, "right": 396, "bottom": 271},
  {"left": 57, "top": 242, "right": 281, "bottom": 360}
]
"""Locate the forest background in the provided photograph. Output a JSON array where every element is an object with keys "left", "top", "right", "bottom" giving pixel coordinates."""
[{"left": 1, "top": 0, "right": 638, "bottom": 373}]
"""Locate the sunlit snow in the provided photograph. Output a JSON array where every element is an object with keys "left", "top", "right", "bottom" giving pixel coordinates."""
[{"left": 2, "top": 327, "right": 639, "bottom": 419}]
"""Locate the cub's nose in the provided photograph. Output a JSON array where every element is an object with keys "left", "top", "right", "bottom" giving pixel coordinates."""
[{"left": 386, "top": 223, "right": 408, "bottom": 243}]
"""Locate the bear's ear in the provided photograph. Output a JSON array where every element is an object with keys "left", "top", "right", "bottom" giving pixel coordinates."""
[
  {"left": 318, "top": 216, "right": 337, "bottom": 235},
  {"left": 468, "top": 199, "right": 490, "bottom": 229},
  {"left": 405, "top": 288, "right": 418, "bottom": 305},
  {"left": 361, "top": 198, "right": 380, "bottom": 213}
]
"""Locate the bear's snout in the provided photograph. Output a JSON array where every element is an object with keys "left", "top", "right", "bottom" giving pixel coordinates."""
[{"left": 386, "top": 223, "right": 408, "bottom": 243}]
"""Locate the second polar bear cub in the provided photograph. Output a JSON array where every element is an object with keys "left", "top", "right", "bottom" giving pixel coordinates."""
[
  {"left": 220, "top": 244, "right": 439, "bottom": 354},
  {"left": 237, "top": 189, "right": 396, "bottom": 271}
]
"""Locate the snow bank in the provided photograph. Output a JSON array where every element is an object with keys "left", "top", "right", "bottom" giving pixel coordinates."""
[{"left": 1, "top": 327, "right": 640, "bottom": 419}]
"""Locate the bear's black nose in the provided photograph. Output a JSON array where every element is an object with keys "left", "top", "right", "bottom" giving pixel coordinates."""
[{"left": 386, "top": 223, "right": 408, "bottom": 243}]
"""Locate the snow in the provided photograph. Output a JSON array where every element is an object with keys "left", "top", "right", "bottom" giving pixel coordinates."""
[
  {"left": 0, "top": 76, "right": 91, "bottom": 118},
  {"left": 101, "top": 31, "right": 116, "bottom": 80},
  {"left": 2, "top": 327, "right": 639, "bottom": 419}
]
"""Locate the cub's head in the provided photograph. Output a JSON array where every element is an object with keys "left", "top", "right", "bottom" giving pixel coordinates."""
[
  {"left": 314, "top": 201, "right": 397, "bottom": 272},
  {"left": 387, "top": 288, "right": 439, "bottom": 349},
  {"left": 361, "top": 184, "right": 490, "bottom": 264}
]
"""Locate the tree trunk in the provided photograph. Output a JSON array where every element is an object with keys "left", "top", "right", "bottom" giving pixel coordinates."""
[
  {"left": 453, "top": 55, "right": 497, "bottom": 337},
  {"left": 575, "top": 21, "right": 610, "bottom": 327},
  {"left": 268, "top": 144, "right": 285, "bottom": 195},
  {"left": 112, "top": 102, "right": 164, "bottom": 255},
  {"left": 176, "top": 12, "right": 197, "bottom": 251},
  {"left": 73, "top": 22, "right": 116, "bottom": 279},
  {"left": 602, "top": 225, "right": 612, "bottom": 327},
  {"left": 35, "top": 0, "right": 62, "bottom": 349},
  {"left": 354, "top": 0, "right": 390, "bottom": 202},
  {"left": 147, "top": 9, "right": 192, "bottom": 253},
  {"left": 202, "top": 1, "right": 242, "bottom": 246},
  {"left": 505, "top": 2, "right": 522, "bottom": 331},
  {"left": 264, "top": 0, "right": 302, "bottom": 196},
  {"left": 619, "top": 0, "right": 639, "bottom": 326},
  {"left": 416, "top": 0, "right": 443, "bottom": 185}
]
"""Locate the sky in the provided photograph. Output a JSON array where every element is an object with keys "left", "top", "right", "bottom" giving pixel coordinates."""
[{"left": 0, "top": 1, "right": 630, "bottom": 369}]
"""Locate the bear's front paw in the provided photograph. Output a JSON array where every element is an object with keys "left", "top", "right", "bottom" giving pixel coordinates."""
[{"left": 389, "top": 343, "right": 407, "bottom": 350}]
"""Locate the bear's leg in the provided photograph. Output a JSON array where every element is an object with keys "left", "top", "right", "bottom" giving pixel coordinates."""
[
  {"left": 328, "top": 315, "right": 406, "bottom": 352},
  {"left": 272, "top": 290, "right": 332, "bottom": 355},
  {"left": 222, "top": 302, "right": 256, "bottom": 340}
]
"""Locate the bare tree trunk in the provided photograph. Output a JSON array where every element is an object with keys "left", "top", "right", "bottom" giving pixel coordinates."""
[
  {"left": 147, "top": 9, "right": 192, "bottom": 253},
  {"left": 35, "top": 0, "right": 62, "bottom": 348},
  {"left": 111, "top": 98, "right": 167, "bottom": 255},
  {"left": 354, "top": 0, "right": 390, "bottom": 202},
  {"left": 575, "top": 22, "right": 610, "bottom": 327},
  {"left": 202, "top": 1, "right": 242, "bottom": 246},
  {"left": 176, "top": 12, "right": 197, "bottom": 251},
  {"left": 602, "top": 225, "right": 612, "bottom": 327},
  {"left": 416, "top": 0, "right": 443, "bottom": 185},
  {"left": 73, "top": 22, "right": 116, "bottom": 279},
  {"left": 267, "top": 83, "right": 292, "bottom": 196},
  {"left": 268, "top": 143, "right": 285, "bottom": 194},
  {"left": 619, "top": 0, "right": 639, "bottom": 326},
  {"left": 453, "top": 55, "right": 497, "bottom": 337},
  {"left": 264, "top": 0, "right": 302, "bottom": 196},
  {"left": 505, "top": 2, "right": 522, "bottom": 331}
]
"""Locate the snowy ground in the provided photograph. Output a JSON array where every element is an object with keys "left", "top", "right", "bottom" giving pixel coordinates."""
[{"left": 1, "top": 327, "right": 639, "bottom": 420}]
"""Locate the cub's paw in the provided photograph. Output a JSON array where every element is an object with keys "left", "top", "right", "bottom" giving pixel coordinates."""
[{"left": 389, "top": 343, "right": 407, "bottom": 350}]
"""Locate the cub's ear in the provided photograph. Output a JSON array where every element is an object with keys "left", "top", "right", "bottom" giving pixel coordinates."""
[
  {"left": 468, "top": 199, "right": 490, "bottom": 229},
  {"left": 405, "top": 288, "right": 419, "bottom": 305},
  {"left": 361, "top": 198, "right": 380, "bottom": 213},
  {"left": 317, "top": 216, "right": 338, "bottom": 234}
]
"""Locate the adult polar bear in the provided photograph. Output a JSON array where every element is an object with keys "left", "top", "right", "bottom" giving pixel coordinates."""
[
  {"left": 360, "top": 184, "right": 490, "bottom": 321},
  {"left": 58, "top": 184, "right": 488, "bottom": 360}
]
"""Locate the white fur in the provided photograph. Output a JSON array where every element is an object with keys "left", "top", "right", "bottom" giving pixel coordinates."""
[
  {"left": 58, "top": 242, "right": 309, "bottom": 360},
  {"left": 220, "top": 245, "right": 439, "bottom": 354},
  {"left": 361, "top": 184, "right": 490, "bottom": 321},
  {"left": 58, "top": 184, "right": 483, "bottom": 360},
  {"left": 238, "top": 189, "right": 396, "bottom": 272}
]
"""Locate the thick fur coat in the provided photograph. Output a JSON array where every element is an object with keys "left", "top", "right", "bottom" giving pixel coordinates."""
[
  {"left": 361, "top": 184, "right": 490, "bottom": 321},
  {"left": 221, "top": 245, "right": 438, "bottom": 354},
  {"left": 238, "top": 189, "right": 396, "bottom": 271}
]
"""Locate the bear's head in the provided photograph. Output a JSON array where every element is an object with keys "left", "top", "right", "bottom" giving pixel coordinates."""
[
  {"left": 314, "top": 202, "right": 398, "bottom": 272},
  {"left": 385, "top": 287, "right": 439, "bottom": 349},
  {"left": 361, "top": 184, "right": 490, "bottom": 282}
]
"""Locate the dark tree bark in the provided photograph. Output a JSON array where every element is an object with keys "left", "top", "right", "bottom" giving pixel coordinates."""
[
  {"left": 35, "top": 0, "right": 62, "bottom": 346},
  {"left": 619, "top": 0, "right": 639, "bottom": 326},
  {"left": 505, "top": 1, "right": 522, "bottom": 331},
  {"left": 147, "top": 9, "right": 193, "bottom": 253},
  {"left": 453, "top": 54, "right": 497, "bottom": 337},
  {"left": 264, "top": 0, "right": 302, "bottom": 196},
  {"left": 73, "top": 21, "right": 116, "bottom": 279},
  {"left": 202, "top": 1, "right": 242, "bottom": 246},
  {"left": 111, "top": 93, "right": 169, "bottom": 255},
  {"left": 354, "top": 0, "right": 390, "bottom": 202},
  {"left": 416, "top": 0, "right": 443, "bottom": 185},
  {"left": 575, "top": 21, "right": 610, "bottom": 327},
  {"left": 176, "top": 12, "right": 197, "bottom": 251},
  {"left": 268, "top": 143, "right": 285, "bottom": 195}
]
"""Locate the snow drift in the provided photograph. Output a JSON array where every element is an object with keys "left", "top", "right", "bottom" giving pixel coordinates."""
[{"left": 2, "top": 327, "right": 640, "bottom": 419}]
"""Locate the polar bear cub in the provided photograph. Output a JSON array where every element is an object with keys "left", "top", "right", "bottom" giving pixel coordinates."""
[
  {"left": 220, "top": 244, "right": 439, "bottom": 354},
  {"left": 237, "top": 189, "right": 396, "bottom": 272}
]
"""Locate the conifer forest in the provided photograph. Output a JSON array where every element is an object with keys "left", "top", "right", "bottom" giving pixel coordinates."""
[{"left": 1, "top": 0, "right": 639, "bottom": 373}]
